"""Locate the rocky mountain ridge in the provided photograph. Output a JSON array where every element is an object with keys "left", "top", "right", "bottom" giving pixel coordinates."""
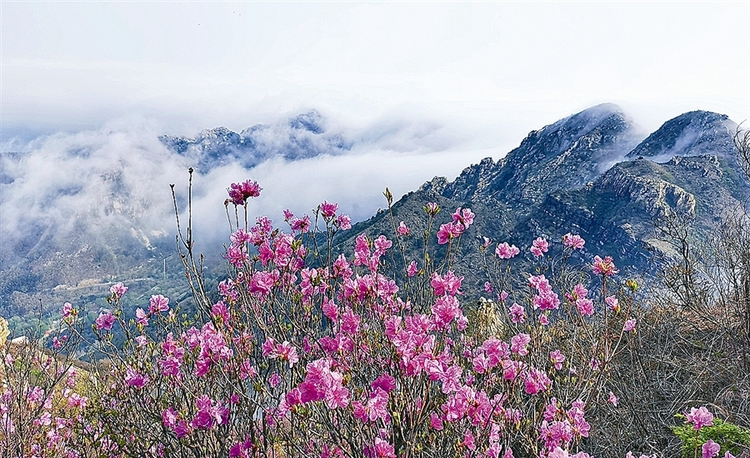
[
  {"left": 1, "top": 104, "right": 747, "bottom": 328},
  {"left": 343, "top": 104, "right": 747, "bottom": 284},
  {"left": 158, "top": 110, "right": 351, "bottom": 171}
]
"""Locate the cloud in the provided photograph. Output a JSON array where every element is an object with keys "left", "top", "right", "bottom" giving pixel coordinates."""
[{"left": 0, "top": 112, "right": 498, "bottom": 261}]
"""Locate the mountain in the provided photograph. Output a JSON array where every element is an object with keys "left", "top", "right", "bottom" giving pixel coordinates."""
[
  {"left": 0, "top": 110, "right": 354, "bottom": 330},
  {"left": 339, "top": 104, "right": 747, "bottom": 288},
  {"left": 159, "top": 111, "right": 351, "bottom": 171},
  {"left": 1, "top": 104, "right": 747, "bottom": 330},
  {"left": 627, "top": 110, "right": 736, "bottom": 160}
]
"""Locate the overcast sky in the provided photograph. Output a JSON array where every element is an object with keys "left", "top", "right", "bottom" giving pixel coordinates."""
[
  {"left": 2, "top": 2, "right": 750, "bottom": 243},
  {"left": 4, "top": 2, "right": 748, "bottom": 137}
]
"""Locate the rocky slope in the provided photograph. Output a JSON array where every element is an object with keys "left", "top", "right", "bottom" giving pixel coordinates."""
[
  {"left": 2, "top": 104, "right": 746, "bottom": 326},
  {"left": 339, "top": 105, "right": 748, "bottom": 284},
  {"left": 159, "top": 110, "right": 350, "bottom": 171}
]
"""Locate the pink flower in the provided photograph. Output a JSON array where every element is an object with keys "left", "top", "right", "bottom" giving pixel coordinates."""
[
  {"left": 437, "top": 222, "right": 463, "bottom": 244},
  {"left": 225, "top": 245, "right": 249, "bottom": 267},
  {"left": 606, "top": 295, "right": 620, "bottom": 312},
  {"left": 562, "top": 233, "right": 585, "bottom": 249},
  {"left": 523, "top": 367, "right": 552, "bottom": 394},
  {"left": 496, "top": 242, "right": 520, "bottom": 259},
  {"left": 110, "top": 282, "right": 128, "bottom": 299},
  {"left": 26, "top": 386, "right": 44, "bottom": 404},
  {"left": 424, "top": 202, "right": 440, "bottom": 216},
  {"left": 397, "top": 221, "right": 410, "bottom": 236},
  {"left": 228, "top": 179, "right": 262, "bottom": 205},
  {"left": 149, "top": 294, "right": 170, "bottom": 314},
  {"left": 702, "top": 440, "right": 721, "bottom": 458},
  {"left": 276, "top": 341, "right": 299, "bottom": 368},
  {"left": 211, "top": 301, "right": 230, "bottom": 324},
  {"left": 592, "top": 255, "right": 619, "bottom": 276},
  {"left": 124, "top": 368, "right": 148, "bottom": 389},
  {"left": 462, "top": 429, "right": 476, "bottom": 451},
  {"left": 341, "top": 308, "right": 361, "bottom": 335},
  {"left": 550, "top": 350, "right": 566, "bottom": 370},
  {"left": 430, "top": 412, "right": 443, "bottom": 430},
  {"left": 432, "top": 295, "right": 462, "bottom": 329},
  {"left": 337, "top": 214, "right": 352, "bottom": 230},
  {"left": 608, "top": 391, "right": 618, "bottom": 406},
  {"left": 686, "top": 406, "right": 714, "bottom": 430},
  {"left": 362, "top": 389, "right": 389, "bottom": 423},
  {"left": 372, "top": 438, "right": 396, "bottom": 458},
  {"left": 298, "top": 358, "right": 350, "bottom": 409},
  {"left": 95, "top": 312, "right": 115, "bottom": 331},
  {"left": 135, "top": 308, "right": 149, "bottom": 326},
  {"left": 576, "top": 298, "right": 594, "bottom": 317},
  {"left": 230, "top": 228, "right": 251, "bottom": 246},
  {"left": 61, "top": 302, "right": 75, "bottom": 320},
  {"left": 430, "top": 271, "right": 463, "bottom": 296},
  {"left": 530, "top": 237, "right": 549, "bottom": 257},
  {"left": 319, "top": 201, "right": 338, "bottom": 219},
  {"left": 67, "top": 393, "right": 87, "bottom": 410},
  {"left": 623, "top": 319, "right": 637, "bottom": 333},
  {"left": 373, "top": 235, "right": 392, "bottom": 257},
  {"left": 371, "top": 374, "right": 396, "bottom": 393},
  {"left": 249, "top": 270, "right": 279, "bottom": 297},
  {"left": 229, "top": 438, "right": 253, "bottom": 458},
  {"left": 503, "top": 360, "right": 521, "bottom": 381},
  {"left": 407, "top": 261, "right": 418, "bottom": 277},
  {"left": 322, "top": 298, "right": 339, "bottom": 320},
  {"left": 452, "top": 207, "right": 475, "bottom": 229},
  {"left": 174, "top": 419, "right": 190, "bottom": 438},
  {"left": 511, "top": 333, "right": 531, "bottom": 356},
  {"left": 509, "top": 303, "right": 526, "bottom": 323}
]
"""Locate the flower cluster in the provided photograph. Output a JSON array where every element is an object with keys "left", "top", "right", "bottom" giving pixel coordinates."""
[
  {"left": 227, "top": 179, "right": 262, "bottom": 205},
  {"left": 3, "top": 179, "right": 651, "bottom": 458}
]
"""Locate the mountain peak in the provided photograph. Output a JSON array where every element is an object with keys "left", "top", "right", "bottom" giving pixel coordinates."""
[
  {"left": 159, "top": 111, "right": 350, "bottom": 171},
  {"left": 627, "top": 110, "right": 736, "bottom": 160},
  {"left": 441, "top": 104, "right": 640, "bottom": 205}
]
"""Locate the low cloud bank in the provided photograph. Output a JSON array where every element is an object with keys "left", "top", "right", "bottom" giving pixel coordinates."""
[{"left": 0, "top": 112, "right": 499, "bottom": 261}]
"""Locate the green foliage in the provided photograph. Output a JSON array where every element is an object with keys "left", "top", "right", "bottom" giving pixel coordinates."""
[{"left": 672, "top": 415, "right": 750, "bottom": 457}]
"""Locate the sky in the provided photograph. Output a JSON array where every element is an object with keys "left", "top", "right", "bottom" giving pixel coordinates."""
[{"left": 2, "top": 2, "right": 749, "bottom": 246}]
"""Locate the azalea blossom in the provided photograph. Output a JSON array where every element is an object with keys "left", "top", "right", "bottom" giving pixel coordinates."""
[
  {"left": 337, "top": 214, "right": 352, "bottom": 230},
  {"left": 550, "top": 350, "right": 566, "bottom": 370},
  {"left": 95, "top": 312, "right": 115, "bottom": 331},
  {"left": 496, "top": 242, "right": 520, "bottom": 259},
  {"left": 109, "top": 282, "right": 128, "bottom": 299},
  {"left": 149, "top": 295, "right": 170, "bottom": 314},
  {"left": 592, "top": 255, "right": 619, "bottom": 276},
  {"left": 530, "top": 237, "right": 549, "bottom": 257},
  {"left": 562, "top": 233, "right": 586, "bottom": 250},
  {"left": 228, "top": 179, "right": 262, "bottom": 205},
  {"left": 319, "top": 201, "right": 338, "bottom": 219},
  {"left": 702, "top": 440, "right": 721, "bottom": 458},
  {"left": 686, "top": 406, "right": 714, "bottom": 430}
]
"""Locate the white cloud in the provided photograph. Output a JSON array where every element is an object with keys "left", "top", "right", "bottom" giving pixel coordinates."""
[
  {"left": 0, "top": 112, "right": 499, "bottom": 258},
  {"left": 2, "top": 2, "right": 748, "bottom": 258},
  {"left": 2, "top": 3, "right": 747, "bottom": 137}
]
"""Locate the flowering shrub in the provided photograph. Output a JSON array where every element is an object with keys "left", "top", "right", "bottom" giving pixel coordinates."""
[
  {"left": 672, "top": 407, "right": 750, "bottom": 458},
  {"left": 0, "top": 308, "right": 96, "bottom": 457},
  {"left": 1, "top": 178, "right": 662, "bottom": 457}
]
